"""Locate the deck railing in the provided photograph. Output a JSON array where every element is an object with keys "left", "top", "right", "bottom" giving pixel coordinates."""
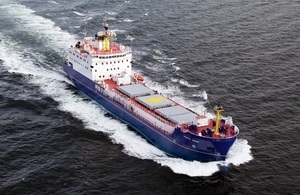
[{"left": 106, "top": 87, "right": 176, "bottom": 134}]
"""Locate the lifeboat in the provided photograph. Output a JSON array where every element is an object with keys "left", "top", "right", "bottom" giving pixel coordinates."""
[{"left": 133, "top": 72, "right": 144, "bottom": 82}]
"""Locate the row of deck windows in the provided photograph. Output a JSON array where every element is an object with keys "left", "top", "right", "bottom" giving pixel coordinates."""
[
  {"left": 98, "top": 54, "right": 127, "bottom": 59},
  {"left": 69, "top": 50, "right": 132, "bottom": 60},
  {"left": 69, "top": 51, "right": 130, "bottom": 65},
  {"left": 94, "top": 67, "right": 131, "bottom": 72},
  {"left": 69, "top": 57, "right": 89, "bottom": 69},
  {"left": 95, "top": 59, "right": 129, "bottom": 65},
  {"left": 70, "top": 52, "right": 88, "bottom": 63},
  {"left": 98, "top": 73, "right": 121, "bottom": 78}
]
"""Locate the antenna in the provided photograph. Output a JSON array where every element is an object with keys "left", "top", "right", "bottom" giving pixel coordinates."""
[{"left": 102, "top": 19, "right": 109, "bottom": 31}]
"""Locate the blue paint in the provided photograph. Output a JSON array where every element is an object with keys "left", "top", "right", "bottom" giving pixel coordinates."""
[{"left": 63, "top": 63, "right": 237, "bottom": 161}]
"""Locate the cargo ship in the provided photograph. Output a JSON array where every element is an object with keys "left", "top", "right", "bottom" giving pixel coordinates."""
[{"left": 63, "top": 23, "right": 239, "bottom": 161}]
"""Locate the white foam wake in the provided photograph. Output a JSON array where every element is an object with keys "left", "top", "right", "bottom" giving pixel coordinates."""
[
  {"left": 0, "top": 2, "right": 75, "bottom": 55},
  {"left": 0, "top": 3, "right": 253, "bottom": 177}
]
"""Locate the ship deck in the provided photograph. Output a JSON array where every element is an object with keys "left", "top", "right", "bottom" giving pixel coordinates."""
[
  {"left": 73, "top": 42, "right": 131, "bottom": 56},
  {"left": 102, "top": 79, "right": 237, "bottom": 139}
]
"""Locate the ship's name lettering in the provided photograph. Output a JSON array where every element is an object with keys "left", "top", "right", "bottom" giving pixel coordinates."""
[{"left": 183, "top": 136, "right": 199, "bottom": 143}]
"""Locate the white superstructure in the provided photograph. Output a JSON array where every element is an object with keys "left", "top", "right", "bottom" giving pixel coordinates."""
[{"left": 67, "top": 27, "right": 132, "bottom": 84}]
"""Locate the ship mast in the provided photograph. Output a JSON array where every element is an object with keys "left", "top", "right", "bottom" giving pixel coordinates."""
[
  {"left": 102, "top": 21, "right": 110, "bottom": 51},
  {"left": 214, "top": 104, "right": 224, "bottom": 135}
]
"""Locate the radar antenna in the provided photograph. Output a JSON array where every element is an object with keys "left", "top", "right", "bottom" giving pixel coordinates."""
[{"left": 102, "top": 19, "right": 109, "bottom": 31}]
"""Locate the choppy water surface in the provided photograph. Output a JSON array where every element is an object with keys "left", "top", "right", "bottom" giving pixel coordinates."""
[{"left": 0, "top": 0, "right": 299, "bottom": 194}]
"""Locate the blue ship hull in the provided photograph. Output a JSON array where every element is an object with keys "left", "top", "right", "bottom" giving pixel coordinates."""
[{"left": 63, "top": 63, "right": 237, "bottom": 162}]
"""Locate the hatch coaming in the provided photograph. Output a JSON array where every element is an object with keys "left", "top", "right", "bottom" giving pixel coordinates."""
[
  {"left": 116, "top": 83, "right": 207, "bottom": 131},
  {"left": 102, "top": 85, "right": 176, "bottom": 134},
  {"left": 118, "top": 83, "right": 154, "bottom": 98}
]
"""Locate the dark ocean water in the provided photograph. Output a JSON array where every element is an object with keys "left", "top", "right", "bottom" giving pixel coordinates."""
[{"left": 0, "top": 0, "right": 299, "bottom": 194}]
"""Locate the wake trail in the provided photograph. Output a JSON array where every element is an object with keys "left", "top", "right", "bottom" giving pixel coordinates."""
[{"left": 0, "top": 2, "right": 252, "bottom": 177}]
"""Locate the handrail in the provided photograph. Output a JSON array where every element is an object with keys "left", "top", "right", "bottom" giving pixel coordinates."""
[
  {"left": 93, "top": 47, "right": 131, "bottom": 56},
  {"left": 70, "top": 45, "right": 131, "bottom": 57}
]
